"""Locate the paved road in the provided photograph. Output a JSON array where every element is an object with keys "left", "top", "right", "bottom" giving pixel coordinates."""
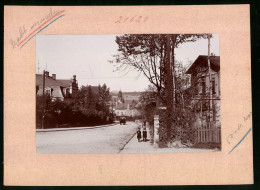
[{"left": 36, "top": 122, "right": 140, "bottom": 153}]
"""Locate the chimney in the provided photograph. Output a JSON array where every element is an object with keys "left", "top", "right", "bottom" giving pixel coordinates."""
[
  {"left": 73, "top": 75, "right": 76, "bottom": 81},
  {"left": 45, "top": 71, "right": 49, "bottom": 77},
  {"left": 52, "top": 74, "right": 56, "bottom": 80}
]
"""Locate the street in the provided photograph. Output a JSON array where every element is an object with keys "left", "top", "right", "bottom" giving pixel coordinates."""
[{"left": 36, "top": 121, "right": 140, "bottom": 153}]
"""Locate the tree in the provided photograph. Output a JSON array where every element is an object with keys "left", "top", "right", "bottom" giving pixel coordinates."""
[
  {"left": 110, "top": 34, "right": 210, "bottom": 105},
  {"left": 77, "top": 84, "right": 113, "bottom": 124},
  {"left": 84, "top": 85, "right": 97, "bottom": 113},
  {"left": 97, "top": 84, "right": 111, "bottom": 114},
  {"left": 139, "top": 85, "right": 157, "bottom": 106},
  {"left": 139, "top": 63, "right": 197, "bottom": 147},
  {"left": 110, "top": 34, "right": 163, "bottom": 107},
  {"left": 110, "top": 34, "right": 210, "bottom": 146}
]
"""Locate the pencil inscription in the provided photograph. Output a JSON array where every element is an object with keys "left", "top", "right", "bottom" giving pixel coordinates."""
[
  {"left": 115, "top": 16, "right": 148, "bottom": 23},
  {"left": 226, "top": 112, "right": 252, "bottom": 145}
]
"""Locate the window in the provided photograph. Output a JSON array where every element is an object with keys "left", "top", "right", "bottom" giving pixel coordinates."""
[
  {"left": 46, "top": 89, "right": 51, "bottom": 95},
  {"left": 211, "top": 79, "right": 216, "bottom": 94},
  {"left": 201, "top": 80, "right": 206, "bottom": 95}
]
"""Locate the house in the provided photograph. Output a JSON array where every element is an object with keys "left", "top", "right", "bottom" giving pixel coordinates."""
[
  {"left": 36, "top": 71, "right": 78, "bottom": 101},
  {"left": 186, "top": 55, "right": 221, "bottom": 129},
  {"left": 115, "top": 102, "right": 141, "bottom": 118},
  {"left": 115, "top": 104, "right": 141, "bottom": 118},
  {"left": 56, "top": 75, "right": 79, "bottom": 98},
  {"left": 113, "top": 90, "right": 142, "bottom": 118}
]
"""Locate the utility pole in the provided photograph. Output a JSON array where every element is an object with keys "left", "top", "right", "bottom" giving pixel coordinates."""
[
  {"left": 166, "top": 35, "right": 173, "bottom": 147},
  {"left": 207, "top": 34, "right": 213, "bottom": 128},
  {"left": 42, "top": 70, "right": 46, "bottom": 129}
]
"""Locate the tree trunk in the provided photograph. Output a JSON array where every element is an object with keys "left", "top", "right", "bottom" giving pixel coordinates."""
[
  {"left": 166, "top": 35, "right": 173, "bottom": 147},
  {"left": 156, "top": 91, "right": 160, "bottom": 108},
  {"left": 171, "top": 35, "right": 177, "bottom": 146},
  {"left": 171, "top": 36, "right": 176, "bottom": 110}
]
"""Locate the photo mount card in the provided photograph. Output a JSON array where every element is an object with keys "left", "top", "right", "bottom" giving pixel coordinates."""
[{"left": 4, "top": 5, "right": 252, "bottom": 185}]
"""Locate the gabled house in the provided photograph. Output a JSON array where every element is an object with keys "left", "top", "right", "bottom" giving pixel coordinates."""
[
  {"left": 186, "top": 55, "right": 220, "bottom": 129},
  {"left": 36, "top": 71, "right": 78, "bottom": 101},
  {"left": 57, "top": 75, "right": 79, "bottom": 98}
]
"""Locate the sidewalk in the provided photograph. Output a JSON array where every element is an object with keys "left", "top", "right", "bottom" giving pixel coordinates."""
[{"left": 120, "top": 127, "right": 216, "bottom": 154}]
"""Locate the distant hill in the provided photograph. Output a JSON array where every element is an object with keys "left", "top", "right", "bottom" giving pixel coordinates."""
[{"left": 110, "top": 91, "right": 143, "bottom": 97}]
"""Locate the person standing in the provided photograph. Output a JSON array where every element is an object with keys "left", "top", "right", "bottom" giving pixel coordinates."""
[
  {"left": 143, "top": 128, "right": 147, "bottom": 142},
  {"left": 137, "top": 128, "right": 142, "bottom": 142}
]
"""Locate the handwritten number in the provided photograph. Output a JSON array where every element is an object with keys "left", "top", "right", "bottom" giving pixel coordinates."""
[
  {"left": 115, "top": 16, "right": 123, "bottom": 23},
  {"left": 115, "top": 16, "right": 148, "bottom": 23},
  {"left": 136, "top": 16, "right": 142, "bottom": 22},
  {"left": 130, "top": 16, "right": 136, "bottom": 22},
  {"left": 143, "top": 16, "right": 148, "bottom": 22}
]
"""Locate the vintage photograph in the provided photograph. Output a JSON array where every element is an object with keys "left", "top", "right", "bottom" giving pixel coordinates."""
[{"left": 36, "top": 34, "right": 221, "bottom": 153}]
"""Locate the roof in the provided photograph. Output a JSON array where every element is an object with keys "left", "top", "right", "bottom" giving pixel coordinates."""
[
  {"left": 36, "top": 74, "right": 63, "bottom": 86},
  {"left": 186, "top": 55, "right": 220, "bottom": 74},
  {"left": 56, "top": 79, "right": 72, "bottom": 87},
  {"left": 135, "top": 102, "right": 143, "bottom": 109}
]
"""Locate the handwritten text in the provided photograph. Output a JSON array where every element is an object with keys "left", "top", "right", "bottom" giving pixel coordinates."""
[{"left": 115, "top": 16, "right": 148, "bottom": 23}]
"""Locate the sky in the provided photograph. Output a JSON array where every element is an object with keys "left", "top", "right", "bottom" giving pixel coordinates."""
[{"left": 36, "top": 34, "right": 219, "bottom": 92}]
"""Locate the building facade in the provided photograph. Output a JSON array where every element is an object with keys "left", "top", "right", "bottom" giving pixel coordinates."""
[
  {"left": 115, "top": 107, "right": 141, "bottom": 118},
  {"left": 113, "top": 90, "right": 142, "bottom": 118},
  {"left": 186, "top": 55, "right": 221, "bottom": 130}
]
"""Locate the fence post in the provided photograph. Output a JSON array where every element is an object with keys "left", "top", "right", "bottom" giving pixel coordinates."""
[{"left": 154, "top": 115, "right": 159, "bottom": 148}]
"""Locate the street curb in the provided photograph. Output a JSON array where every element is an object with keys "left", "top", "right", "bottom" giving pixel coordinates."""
[
  {"left": 36, "top": 123, "right": 117, "bottom": 133},
  {"left": 118, "top": 124, "right": 141, "bottom": 153}
]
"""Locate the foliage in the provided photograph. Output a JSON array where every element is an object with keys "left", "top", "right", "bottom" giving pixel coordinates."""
[
  {"left": 36, "top": 83, "right": 113, "bottom": 129},
  {"left": 110, "top": 34, "right": 210, "bottom": 100},
  {"left": 139, "top": 85, "right": 157, "bottom": 105},
  {"left": 158, "top": 105, "right": 197, "bottom": 146},
  {"left": 79, "top": 84, "right": 112, "bottom": 123},
  {"left": 84, "top": 85, "right": 97, "bottom": 111},
  {"left": 97, "top": 84, "right": 111, "bottom": 111},
  {"left": 138, "top": 62, "right": 198, "bottom": 146},
  {"left": 111, "top": 34, "right": 212, "bottom": 146}
]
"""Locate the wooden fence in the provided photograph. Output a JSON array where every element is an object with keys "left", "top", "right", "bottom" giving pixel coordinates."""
[{"left": 196, "top": 127, "right": 221, "bottom": 143}]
